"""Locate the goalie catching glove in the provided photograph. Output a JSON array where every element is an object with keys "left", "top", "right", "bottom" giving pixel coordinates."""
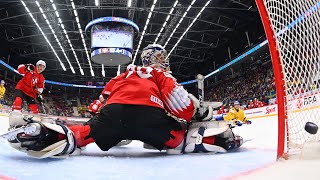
[
  {"left": 6, "top": 112, "right": 79, "bottom": 158},
  {"left": 188, "top": 93, "right": 213, "bottom": 121}
]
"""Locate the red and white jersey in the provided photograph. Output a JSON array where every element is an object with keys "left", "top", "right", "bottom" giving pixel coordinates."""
[
  {"left": 89, "top": 100, "right": 103, "bottom": 114},
  {"left": 101, "top": 66, "right": 195, "bottom": 122},
  {"left": 258, "top": 101, "right": 264, "bottom": 107},
  {"left": 16, "top": 64, "right": 45, "bottom": 99},
  {"left": 248, "top": 101, "right": 254, "bottom": 109}
]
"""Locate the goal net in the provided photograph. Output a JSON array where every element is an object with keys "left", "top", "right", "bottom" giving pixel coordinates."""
[{"left": 256, "top": 0, "right": 320, "bottom": 159}]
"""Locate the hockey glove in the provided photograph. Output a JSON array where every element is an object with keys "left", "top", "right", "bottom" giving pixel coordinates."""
[
  {"left": 188, "top": 94, "right": 213, "bottom": 121},
  {"left": 235, "top": 121, "right": 243, "bottom": 126},
  {"left": 245, "top": 120, "right": 252, "bottom": 125},
  {"left": 25, "top": 64, "right": 34, "bottom": 72},
  {"left": 215, "top": 115, "right": 224, "bottom": 121}
]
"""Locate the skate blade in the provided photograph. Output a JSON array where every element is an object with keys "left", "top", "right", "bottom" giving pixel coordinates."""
[{"left": 0, "top": 125, "right": 37, "bottom": 141}]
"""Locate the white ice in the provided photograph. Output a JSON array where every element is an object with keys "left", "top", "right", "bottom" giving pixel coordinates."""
[{"left": 0, "top": 112, "right": 313, "bottom": 180}]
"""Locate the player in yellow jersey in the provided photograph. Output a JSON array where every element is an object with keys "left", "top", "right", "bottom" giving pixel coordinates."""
[
  {"left": 0, "top": 80, "right": 6, "bottom": 109},
  {"left": 216, "top": 101, "right": 251, "bottom": 126}
]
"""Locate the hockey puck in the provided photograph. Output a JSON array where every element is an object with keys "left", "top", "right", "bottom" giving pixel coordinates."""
[{"left": 305, "top": 122, "right": 318, "bottom": 134}]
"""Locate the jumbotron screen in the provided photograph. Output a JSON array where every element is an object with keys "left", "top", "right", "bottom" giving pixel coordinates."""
[{"left": 91, "top": 24, "right": 133, "bottom": 49}]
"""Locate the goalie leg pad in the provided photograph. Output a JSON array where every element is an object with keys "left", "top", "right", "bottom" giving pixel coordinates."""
[
  {"left": 167, "top": 121, "right": 230, "bottom": 154},
  {"left": 9, "top": 122, "right": 77, "bottom": 159},
  {"left": 184, "top": 126, "right": 227, "bottom": 153}
]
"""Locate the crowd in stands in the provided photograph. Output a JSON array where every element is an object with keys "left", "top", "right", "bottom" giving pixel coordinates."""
[{"left": 205, "top": 60, "right": 276, "bottom": 114}]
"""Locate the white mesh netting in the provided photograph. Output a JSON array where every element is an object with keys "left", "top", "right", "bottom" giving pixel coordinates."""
[{"left": 262, "top": 0, "right": 320, "bottom": 157}]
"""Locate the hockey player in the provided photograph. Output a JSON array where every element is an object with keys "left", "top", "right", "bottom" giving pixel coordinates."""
[
  {"left": 216, "top": 101, "right": 252, "bottom": 126},
  {"left": 0, "top": 80, "right": 6, "bottom": 109},
  {"left": 12, "top": 60, "right": 46, "bottom": 114},
  {"left": 5, "top": 45, "right": 242, "bottom": 158}
]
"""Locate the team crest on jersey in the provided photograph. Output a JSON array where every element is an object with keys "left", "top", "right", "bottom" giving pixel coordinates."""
[{"left": 32, "top": 77, "right": 39, "bottom": 86}]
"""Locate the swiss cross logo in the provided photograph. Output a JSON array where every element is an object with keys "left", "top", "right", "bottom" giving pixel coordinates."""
[{"left": 32, "top": 77, "right": 38, "bottom": 86}]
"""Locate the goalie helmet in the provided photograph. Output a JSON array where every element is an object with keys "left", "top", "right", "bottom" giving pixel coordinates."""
[{"left": 141, "top": 44, "right": 169, "bottom": 71}]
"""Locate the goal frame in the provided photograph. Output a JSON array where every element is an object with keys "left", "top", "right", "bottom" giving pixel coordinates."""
[{"left": 255, "top": 0, "right": 288, "bottom": 159}]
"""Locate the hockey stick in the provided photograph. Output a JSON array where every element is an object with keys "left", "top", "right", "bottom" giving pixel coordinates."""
[
  {"left": 196, "top": 74, "right": 205, "bottom": 117},
  {"left": 117, "top": 64, "right": 121, "bottom": 76},
  {"left": 38, "top": 97, "right": 47, "bottom": 115},
  {"left": 40, "top": 101, "right": 47, "bottom": 114}
]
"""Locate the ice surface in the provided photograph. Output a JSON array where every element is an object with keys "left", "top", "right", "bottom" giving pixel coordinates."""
[{"left": 0, "top": 114, "right": 278, "bottom": 180}]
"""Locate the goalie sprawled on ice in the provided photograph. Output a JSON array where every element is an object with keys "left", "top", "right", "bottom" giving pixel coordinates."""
[{"left": 2, "top": 44, "right": 247, "bottom": 158}]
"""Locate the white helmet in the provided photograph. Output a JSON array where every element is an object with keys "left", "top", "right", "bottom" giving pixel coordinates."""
[
  {"left": 36, "top": 60, "right": 46, "bottom": 70},
  {"left": 99, "top": 95, "right": 104, "bottom": 101},
  {"left": 141, "top": 44, "right": 169, "bottom": 70},
  {"left": 0, "top": 80, "right": 4, "bottom": 85}
]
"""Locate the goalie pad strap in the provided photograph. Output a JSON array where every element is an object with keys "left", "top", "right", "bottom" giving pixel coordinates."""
[{"left": 56, "top": 122, "right": 76, "bottom": 155}]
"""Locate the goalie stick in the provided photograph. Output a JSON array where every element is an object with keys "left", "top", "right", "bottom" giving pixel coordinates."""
[{"left": 197, "top": 74, "right": 205, "bottom": 117}]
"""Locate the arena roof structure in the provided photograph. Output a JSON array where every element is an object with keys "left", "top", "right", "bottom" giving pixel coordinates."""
[{"left": 0, "top": 0, "right": 266, "bottom": 84}]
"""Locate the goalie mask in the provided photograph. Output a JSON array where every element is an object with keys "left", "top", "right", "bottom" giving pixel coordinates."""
[{"left": 141, "top": 44, "right": 170, "bottom": 71}]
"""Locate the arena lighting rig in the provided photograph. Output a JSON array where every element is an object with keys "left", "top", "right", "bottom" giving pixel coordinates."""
[
  {"left": 20, "top": 0, "right": 67, "bottom": 72},
  {"left": 167, "top": 0, "right": 212, "bottom": 59},
  {"left": 132, "top": 0, "right": 158, "bottom": 63},
  {"left": 153, "top": 0, "right": 179, "bottom": 44},
  {"left": 69, "top": 0, "right": 95, "bottom": 76},
  {"left": 49, "top": 0, "right": 84, "bottom": 75},
  {"left": 14, "top": 0, "right": 319, "bottom": 88},
  {"left": 34, "top": 1, "right": 76, "bottom": 74},
  {"left": 163, "top": 0, "right": 197, "bottom": 48}
]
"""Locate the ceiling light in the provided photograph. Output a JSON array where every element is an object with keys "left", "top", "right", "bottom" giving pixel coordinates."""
[
  {"left": 127, "top": 0, "right": 132, "bottom": 7},
  {"left": 132, "top": 0, "right": 158, "bottom": 63},
  {"left": 69, "top": 0, "right": 95, "bottom": 76},
  {"left": 153, "top": 0, "right": 178, "bottom": 44},
  {"left": 167, "top": 0, "right": 212, "bottom": 59},
  {"left": 20, "top": 0, "right": 66, "bottom": 71},
  {"left": 164, "top": 0, "right": 197, "bottom": 48},
  {"left": 35, "top": 0, "right": 76, "bottom": 73}
]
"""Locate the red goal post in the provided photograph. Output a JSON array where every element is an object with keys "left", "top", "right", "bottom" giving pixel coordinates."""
[{"left": 256, "top": 0, "right": 320, "bottom": 159}]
